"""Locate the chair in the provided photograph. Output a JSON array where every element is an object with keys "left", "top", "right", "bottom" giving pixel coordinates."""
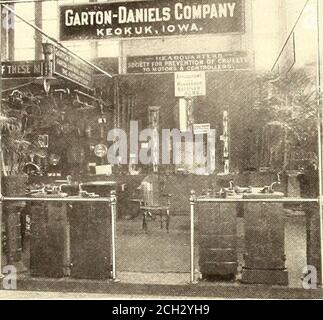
[{"left": 136, "top": 174, "right": 171, "bottom": 232}]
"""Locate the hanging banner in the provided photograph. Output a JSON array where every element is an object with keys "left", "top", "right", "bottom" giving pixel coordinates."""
[
  {"left": 1, "top": 61, "right": 44, "bottom": 79},
  {"left": 59, "top": 0, "right": 244, "bottom": 40},
  {"left": 53, "top": 47, "right": 94, "bottom": 89},
  {"left": 175, "top": 71, "right": 206, "bottom": 97},
  {"left": 126, "top": 51, "right": 251, "bottom": 74}
]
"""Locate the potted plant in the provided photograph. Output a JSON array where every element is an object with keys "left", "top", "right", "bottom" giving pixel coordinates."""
[
  {"left": 0, "top": 89, "right": 37, "bottom": 271},
  {"left": 243, "top": 69, "right": 318, "bottom": 197},
  {"left": 0, "top": 90, "right": 36, "bottom": 195}
]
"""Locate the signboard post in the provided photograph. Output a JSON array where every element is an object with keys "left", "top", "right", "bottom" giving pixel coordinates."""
[
  {"left": 53, "top": 47, "right": 94, "bottom": 90},
  {"left": 59, "top": 0, "right": 244, "bottom": 40},
  {"left": 175, "top": 71, "right": 206, "bottom": 97}
]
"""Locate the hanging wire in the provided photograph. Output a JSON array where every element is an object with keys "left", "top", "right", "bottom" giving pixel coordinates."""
[{"left": 271, "top": 0, "right": 311, "bottom": 72}]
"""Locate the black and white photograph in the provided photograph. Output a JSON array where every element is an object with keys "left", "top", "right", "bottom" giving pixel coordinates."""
[{"left": 0, "top": 0, "right": 322, "bottom": 302}]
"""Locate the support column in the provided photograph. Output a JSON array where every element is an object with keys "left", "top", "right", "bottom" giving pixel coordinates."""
[
  {"left": 316, "top": 0, "right": 323, "bottom": 287},
  {"left": 8, "top": 1, "right": 14, "bottom": 61},
  {"left": 34, "top": 0, "right": 43, "bottom": 60},
  {"left": 89, "top": 0, "right": 98, "bottom": 61},
  {"left": 0, "top": 4, "right": 4, "bottom": 279},
  {"left": 1, "top": 4, "right": 7, "bottom": 60}
]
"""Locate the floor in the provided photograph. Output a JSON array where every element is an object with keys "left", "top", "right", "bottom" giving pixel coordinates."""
[{"left": 117, "top": 215, "right": 194, "bottom": 274}]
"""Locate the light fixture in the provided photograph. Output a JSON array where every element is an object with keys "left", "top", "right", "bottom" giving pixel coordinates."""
[
  {"left": 42, "top": 42, "right": 53, "bottom": 58},
  {"left": 94, "top": 144, "right": 108, "bottom": 158}
]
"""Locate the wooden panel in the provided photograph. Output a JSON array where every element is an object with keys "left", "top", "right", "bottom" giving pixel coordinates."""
[
  {"left": 199, "top": 248, "right": 237, "bottom": 263},
  {"left": 4, "top": 204, "right": 23, "bottom": 263},
  {"left": 198, "top": 203, "right": 237, "bottom": 234},
  {"left": 200, "top": 262, "right": 238, "bottom": 276},
  {"left": 30, "top": 202, "right": 67, "bottom": 278},
  {"left": 198, "top": 202, "right": 238, "bottom": 278},
  {"left": 69, "top": 202, "right": 111, "bottom": 280},
  {"left": 241, "top": 269, "right": 288, "bottom": 286},
  {"left": 199, "top": 235, "right": 237, "bottom": 249},
  {"left": 244, "top": 202, "right": 285, "bottom": 269}
]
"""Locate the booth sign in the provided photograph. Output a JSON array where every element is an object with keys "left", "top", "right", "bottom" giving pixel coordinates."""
[
  {"left": 59, "top": 0, "right": 245, "bottom": 40},
  {"left": 175, "top": 71, "right": 206, "bottom": 97},
  {"left": 53, "top": 47, "right": 94, "bottom": 90},
  {"left": 1, "top": 61, "right": 44, "bottom": 79},
  {"left": 126, "top": 51, "right": 251, "bottom": 74}
]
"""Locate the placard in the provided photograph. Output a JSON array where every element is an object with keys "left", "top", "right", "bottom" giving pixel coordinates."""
[
  {"left": 175, "top": 71, "right": 206, "bottom": 97},
  {"left": 1, "top": 61, "right": 44, "bottom": 79},
  {"left": 59, "top": 0, "right": 244, "bottom": 40},
  {"left": 95, "top": 165, "right": 112, "bottom": 175},
  {"left": 193, "top": 123, "right": 211, "bottom": 134}
]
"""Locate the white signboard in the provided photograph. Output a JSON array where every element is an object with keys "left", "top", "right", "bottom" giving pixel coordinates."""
[
  {"left": 193, "top": 123, "right": 211, "bottom": 134},
  {"left": 175, "top": 71, "right": 206, "bottom": 97}
]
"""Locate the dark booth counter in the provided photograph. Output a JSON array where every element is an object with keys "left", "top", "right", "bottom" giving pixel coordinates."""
[{"left": 27, "top": 171, "right": 292, "bottom": 217}]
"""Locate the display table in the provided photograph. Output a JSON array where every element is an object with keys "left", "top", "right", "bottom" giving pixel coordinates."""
[{"left": 29, "top": 192, "right": 112, "bottom": 280}]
